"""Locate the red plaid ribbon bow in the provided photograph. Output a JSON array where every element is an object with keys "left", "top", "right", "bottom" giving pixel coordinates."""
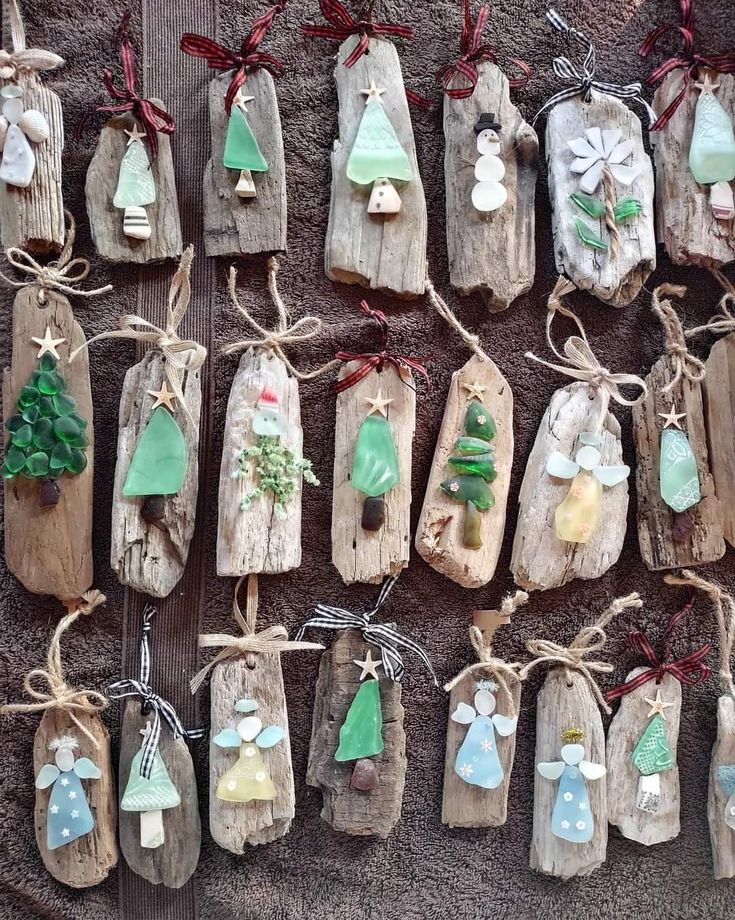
[
  {"left": 180, "top": 2, "right": 286, "bottom": 115},
  {"left": 302, "top": 0, "right": 413, "bottom": 69},
  {"left": 640, "top": 0, "right": 735, "bottom": 130}
]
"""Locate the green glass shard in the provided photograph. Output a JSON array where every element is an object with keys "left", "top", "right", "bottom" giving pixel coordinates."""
[
  {"left": 21, "top": 405, "right": 40, "bottom": 424},
  {"left": 223, "top": 105, "right": 268, "bottom": 172},
  {"left": 25, "top": 451, "right": 50, "bottom": 477},
  {"left": 350, "top": 414, "right": 400, "bottom": 498},
  {"left": 121, "top": 748, "right": 180, "bottom": 812},
  {"left": 38, "top": 397, "right": 56, "bottom": 418},
  {"left": 32, "top": 418, "right": 56, "bottom": 451},
  {"left": 465, "top": 402, "right": 496, "bottom": 440},
  {"left": 632, "top": 714, "right": 674, "bottom": 776},
  {"left": 113, "top": 138, "right": 156, "bottom": 209},
  {"left": 346, "top": 99, "right": 413, "bottom": 185},
  {"left": 66, "top": 449, "right": 87, "bottom": 475},
  {"left": 123, "top": 406, "right": 187, "bottom": 497},
  {"left": 69, "top": 432, "right": 90, "bottom": 449},
  {"left": 614, "top": 197, "right": 643, "bottom": 223},
  {"left": 660, "top": 428, "right": 700, "bottom": 512},
  {"left": 11, "top": 423, "right": 32, "bottom": 448},
  {"left": 69, "top": 411, "right": 88, "bottom": 430},
  {"left": 570, "top": 192, "right": 606, "bottom": 217},
  {"left": 454, "top": 435, "right": 494, "bottom": 456},
  {"left": 574, "top": 217, "right": 608, "bottom": 251},
  {"left": 50, "top": 441, "right": 73, "bottom": 470},
  {"left": 689, "top": 90, "right": 735, "bottom": 185},
  {"left": 440, "top": 474, "right": 495, "bottom": 511},
  {"left": 6, "top": 414, "right": 25, "bottom": 432},
  {"left": 37, "top": 371, "right": 63, "bottom": 396},
  {"left": 39, "top": 353, "right": 57, "bottom": 372},
  {"left": 18, "top": 385, "right": 39, "bottom": 407},
  {"left": 335, "top": 678, "right": 384, "bottom": 762},
  {"left": 4, "top": 444, "right": 27, "bottom": 474},
  {"left": 448, "top": 451, "right": 497, "bottom": 481},
  {"left": 463, "top": 500, "right": 483, "bottom": 548},
  {"left": 53, "top": 416, "right": 81, "bottom": 444},
  {"left": 52, "top": 393, "right": 77, "bottom": 417}
]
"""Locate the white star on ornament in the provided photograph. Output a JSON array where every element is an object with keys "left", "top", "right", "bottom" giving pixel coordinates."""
[
  {"left": 60, "top": 778, "right": 69, "bottom": 787},
  {"left": 68, "top": 790, "right": 77, "bottom": 800},
  {"left": 61, "top": 828, "right": 70, "bottom": 838},
  {"left": 694, "top": 72, "right": 721, "bottom": 96},
  {"left": 124, "top": 124, "right": 147, "bottom": 146},
  {"left": 49, "top": 805, "right": 59, "bottom": 814},
  {"left": 658, "top": 403, "right": 686, "bottom": 430},
  {"left": 71, "top": 810, "right": 79, "bottom": 819},
  {"left": 233, "top": 90, "right": 255, "bottom": 112},
  {"left": 644, "top": 689, "right": 673, "bottom": 720},
  {"left": 365, "top": 389, "right": 393, "bottom": 417},
  {"left": 353, "top": 649, "right": 382, "bottom": 681},
  {"left": 31, "top": 326, "right": 65, "bottom": 360},
  {"left": 360, "top": 80, "right": 385, "bottom": 103},
  {"left": 462, "top": 381, "right": 487, "bottom": 402},
  {"left": 147, "top": 380, "right": 177, "bottom": 411},
  {"left": 560, "top": 820, "right": 570, "bottom": 830},
  {"left": 579, "top": 802, "right": 587, "bottom": 810}
]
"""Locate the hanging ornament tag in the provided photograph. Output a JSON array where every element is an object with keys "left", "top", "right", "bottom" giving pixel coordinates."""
[{"left": 711, "top": 694, "right": 735, "bottom": 878}]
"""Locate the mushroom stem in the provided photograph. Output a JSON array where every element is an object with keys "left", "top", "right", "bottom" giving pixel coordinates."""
[{"left": 140, "top": 809, "right": 165, "bottom": 848}]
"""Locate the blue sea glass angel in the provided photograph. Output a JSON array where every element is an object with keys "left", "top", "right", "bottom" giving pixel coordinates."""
[
  {"left": 451, "top": 680, "right": 517, "bottom": 789},
  {"left": 35, "top": 735, "right": 102, "bottom": 850},
  {"left": 717, "top": 764, "right": 735, "bottom": 830}
]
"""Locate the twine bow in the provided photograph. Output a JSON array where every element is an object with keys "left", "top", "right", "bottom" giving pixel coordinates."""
[
  {"left": 0, "top": 0, "right": 63, "bottom": 81},
  {"left": 686, "top": 271, "right": 735, "bottom": 338},
  {"left": 535, "top": 9, "right": 656, "bottom": 125},
  {"left": 425, "top": 275, "right": 490, "bottom": 362},
  {"left": 651, "top": 284, "right": 705, "bottom": 392},
  {"left": 303, "top": 0, "right": 414, "bottom": 69},
  {"left": 1, "top": 591, "right": 108, "bottom": 747}
]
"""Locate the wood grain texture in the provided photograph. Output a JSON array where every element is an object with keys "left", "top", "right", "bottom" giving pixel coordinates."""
[
  {"left": 0, "top": 74, "right": 64, "bottom": 253},
  {"left": 510, "top": 382, "right": 627, "bottom": 592},
  {"left": 110, "top": 350, "right": 201, "bottom": 598},
  {"left": 34, "top": 709, "right": 118, "bottom": 888},
  {"left": 85, "top": 105, "right": 182, "bottom": 263},
  {"left": 416, "top": 353, "right": 513, "bottom": 587},
  {"left": 606, "top": 668, "right": 682, "bottom": 846},
  {"left": 633, "top": 354, "right": 725, "bottom": 570},
  {"left": 118, "top": 700, "right": 200, "bottom": 888},
  {"left": 325, "top": 36, "right": 427, "bottom": 299},
  {"left": 709, "top": 694, "right": 735, "bottom": 879},
  {"left": 530, "top": 669, "right": 607, "bottom": 879},
  {"left": 443, "top": 62, "right": 538, "bottom": 311},
  {"left": 653, "top": 71, "right": 735, "bottom": 268},
  {"left": 3, "top": 288, "right": 93, "bottom": 600},
  {"left": 703, "top": 334, "right": 735, "bottom": 548},
  {"left": 546, "top": 91, "right": 656, "bottom": 306}
]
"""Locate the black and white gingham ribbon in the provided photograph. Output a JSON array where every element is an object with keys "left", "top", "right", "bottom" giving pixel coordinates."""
[
  {"left": 296, "top": 576, "right": 436, "bottom": 684},
  {"left": 535, "top": 9, "right": 656, "bottom": 125}
]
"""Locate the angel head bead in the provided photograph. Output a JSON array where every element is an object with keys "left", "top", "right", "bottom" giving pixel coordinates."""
[
  {"left": 451, "top": 679, "right": 517, "bottom": 789},
  {"left": 213, "top": 698, "right": 284, "bottom": 803},
  {"left": 0, "top": 84, "right": 50, "bottom": 189},
  {"left": 35, "top": 735, "right": 102, "bottom": 850}
]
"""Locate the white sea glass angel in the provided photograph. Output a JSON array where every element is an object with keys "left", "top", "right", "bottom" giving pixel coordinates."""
[
  {"left": 0, "top": 84, "right": 50, "bottom": 188},
  {"left": 537, "top": 731, "right": 606, "bottom": 843},
  {"left": 451, "top": 679, "right": 517, "bottom": 789}
]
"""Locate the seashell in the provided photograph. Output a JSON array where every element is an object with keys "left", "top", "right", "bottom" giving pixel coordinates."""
[
  {"left": 0, "top": 115, "right": 8, "bottom": 151},
  {"left": 19, "top": 109, "right": 50, "bottom": 143}
]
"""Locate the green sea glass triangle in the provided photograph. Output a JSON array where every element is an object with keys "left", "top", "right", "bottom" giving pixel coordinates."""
[
  {"left": 335, "top": 678, "right": 384, "bottom": 762},
  {"left": 123, "top": 406, "right": 187, "bottom": 497},
  {"left": 350, "top": 414, "right": 400, "bottom": 498},
  {"left": 440, "top": 473, "right": 494, "bottom": 510},
  {"left": 223, "top": 106, "right": 268, "bottom": 173},
  {"left": 346, "top": 99, "right": 413, "bottom": 185},
  {"left": 113, "top": 140, "right": 156, "bottom": 209},
  {"left": 121, "top": 748, "right": 181, "bottom": 812},
  {"left": 659, "top": 428, "right": 700, "bottom": 512},
  {"left": 631, "top": 714, "right": 674, "bottom": 776},
  {"left": 689, "top": 92, "right": 735, "bottom": 185}
]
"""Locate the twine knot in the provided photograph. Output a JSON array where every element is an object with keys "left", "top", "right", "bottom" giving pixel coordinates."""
[
  {"left": 302, "top": 0, "right": 414, "bottom": 69},
  {"left": 651, "top": 284, "right": 705, "bottom": 392},
  {"left": 686, "top": 272, "right": 735, "bottom": 338},
  {"left": 1, "top": 1, "right": 64, "bottom": 80},
  {"left": 425, "top": 275, "right": 489, "bottom": 362}
]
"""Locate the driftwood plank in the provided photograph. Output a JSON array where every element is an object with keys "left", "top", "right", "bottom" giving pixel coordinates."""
[
  {"left": 653, "top": 71, "right": 735, "bottom": 268},
  {"left": 510, "top": 382, "right": 627, "bottom": 592},
  {"left": 633, "top": 354, "right": 725, "bottom": 571},
  {"left": 325, "top": 36, "right": 427, "bottom": 299},
  {"left": 443, "top": 62, "right": 538, "bottom": 311},
  {"left": 85, "top": 105, "right": 182, "bottom": 264},
  {"left": 111, "top": 351, "right": 201, "bottom": 598},
  {"left": 332, "top": 362, "right": 415, "bottom": 584},
  {"left": 703, "top": 334, "right": 735, "bottom": 548},
  {"left": 203, "top": 70, "right": 287, "bottom": 257},
  {"left": 416, "top": 353, "right": 513, "bottom": 588},
  {"left": 606, "top": 668, "right": 682, "bottom": 846},
  {"left": 709, "top": 694, "right": 735, "bottom": 879},
  {"left": 306, "top": 630, "right": 406, "bottom": 838},
  {"left": 34, "top": 709, "right": 118, "bottom": 888},
  {"left": 546, "top": 91, "right": 656, "bottom": 306},
  {"left": 3, "top": 288, "right": 93, "bottom": 600}
]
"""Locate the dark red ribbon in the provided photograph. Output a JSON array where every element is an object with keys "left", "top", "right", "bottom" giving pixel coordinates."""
[
  {"left": 180, "top": 2, "right": 286, "bottom": 114},
  {"left": 302, "top": 0, "right": 413, "bottom": 69},
  {"left": 606, "top": 596, "right": 711, "bottom": 702},
  {"left": 335, "top": 301, "right": 429, "bottom": 393},
  {"left": 437, "top": 0, "right": 530, "bottom": 100},
  {"left": 639, "top": 0, "right": 735, "bottom": 130}
]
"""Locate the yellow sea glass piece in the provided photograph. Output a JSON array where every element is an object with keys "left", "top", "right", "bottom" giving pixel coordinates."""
[
  {"left": 554, "top": 470, "right": 602, "bottom": 543},
  {"left": 216, "top": 742, "right": 276, "bottom": 802}
]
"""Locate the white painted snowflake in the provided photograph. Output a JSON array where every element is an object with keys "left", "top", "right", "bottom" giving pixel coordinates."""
[
  {"left": 459, "top": 764, "right": 474, "bottom": 778},
  {"left": 60, "top": 778, "right": 69, "bottom": 787},
  {"left": 579, "top": 802, "right": 587, "bottom": 811},
  {"left": 568, "top": 127, "right": 643, "bottom": 194},
  {"left": 227, "top": 780, "right": 237, "bottom": 791},
  {"left": 560, "top": 820, "right": 570, "bottom": 830},
  {"left": 576, "top": 820, "right": 586, "bottom": 831},
  {"left": 480, "top": 739, "right": 494, "bottom": 753},
  {"left": 563, "top": 791, "right": 573, "bottom": 802}
]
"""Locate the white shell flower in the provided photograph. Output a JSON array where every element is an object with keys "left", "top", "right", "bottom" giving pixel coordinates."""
[{"left": 568, "top": 127, "right": 643, "bottom": 194}]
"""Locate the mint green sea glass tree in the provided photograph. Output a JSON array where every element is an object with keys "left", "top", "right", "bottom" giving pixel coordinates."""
[
  {"left": 223, "top": 91, "right": 268, "bottom": 199},
  {"left": 689, "top": 73, "right": 735, "bottom": 220},
  {"left": 335, "top": 650, "right": 384, "bottom": 792},
  {"left": 631, "top": 698, "right": 674, "bottom": 815},
  {"left": 114, "top": 125, "right": 156, "bottom": 241}
]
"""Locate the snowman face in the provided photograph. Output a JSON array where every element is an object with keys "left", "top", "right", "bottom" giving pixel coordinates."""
[
  {"left": 477, "top": 128, "right": 501, "bottom": 156},
  {"left": 252, "top": 407, "right": 287, "bottom": 438}
]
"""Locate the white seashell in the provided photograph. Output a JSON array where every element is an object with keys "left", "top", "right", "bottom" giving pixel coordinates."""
[
  {"left": 0, "top": 115, "right": 8, "bottom": 151},
  {"left": 19, "top": 109, "right": 50, "bottom": 143}
]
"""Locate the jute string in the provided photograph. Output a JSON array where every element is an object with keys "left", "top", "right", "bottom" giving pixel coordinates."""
[
  {"left": 686, "top": 270, "right": 735, "bottom": 338},
  {"left": 424, "top": 275, "right": 490, "bottom": 362},
  {"left": 651, "top": 284, "right": 705, "bottom": 391},
  {"left": 519, "top": 592, "right": 643, "bottom": 714},
  {"left": 1, "top": 591, "right": 108, "bottom": 747},
  {"left": 0, "top": 0, "right": 64, "bottom": 80}
]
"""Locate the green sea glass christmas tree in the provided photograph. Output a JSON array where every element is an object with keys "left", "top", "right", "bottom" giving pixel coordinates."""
[
  {"left": 114, "top": 125, "right": 156, "bottom": 241},
  {"left": 223, "top": 90, "right": 268, "bottom": 199},
  {"left": 631, "top": 693, "right": 674, "bottom": 815},
  {"left": 350, "top": 389, "right": 400, "bottom": 532},
  {"left": 689, "top": 73, "right": 735, "bottom": 220},
  {"left": 658, "top": 404, "right": 700, "bottom": 518},
  {"left": 335, "top": 650, "right": 384, "bottom": 792}
]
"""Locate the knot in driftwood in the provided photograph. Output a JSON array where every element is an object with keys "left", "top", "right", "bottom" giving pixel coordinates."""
[{"left": 651, "top": 284, "right": 706, "bottom": 391}]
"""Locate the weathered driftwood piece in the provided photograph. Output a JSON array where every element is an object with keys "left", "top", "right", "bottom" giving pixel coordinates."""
[
  {"left": 546, "top": 91, "right": 656, "bottom": 306},
  {"left": 34, "top": 709, "right": 117, "bottom": 888},
  {"left": 111, "top": 351, "right": 201, "bottom": 597},
  {"left": 85, "top": 105, "right": 182, "bottom": 263},
  {"left": 416, "top": 353, "right": 513, "bottom": 587},
  {"left": 530, "top": 669, "right": 607, "bottom": 879},
  {"left": 307, "top": 629, "right": 406, "bottom": 838},
  {"left": 325, "top": 36, "right": 427, "bottom": 299},
  {"left": 607, "top": 668, "right": 682, "bottom": 846},
  {"left": 653, "top": 71, "right": 735, "bottom": 268},
  {"left": 444, "top": 62, "right": 538, "bottom": 310},
  {"left": 203, "top": 70, "right": 286, "bottom": 256},
  {"left": 118, "top": 700, "right": 200, "bottom": 887},
  {"left": 510, "top": 382, "right": 627, "bottom": 592},
  {"left": 217, "top": 349, "right": 302, "bottom": 576},
  {"left": 709, "top": 694, "right": 735, "bottom": 879},
  {"left": 633, "top": 354, "right": 724, "bottom": 570},
  {"left": 703, "top": 333, "right": 735, "bottom": 548},
  {"left": 3, "top": 287, "right": 93, "bottom": 600}
]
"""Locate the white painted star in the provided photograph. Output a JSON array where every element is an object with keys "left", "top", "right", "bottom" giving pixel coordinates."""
[
  {"left": 31, "top": 326, "right": 65, "bottom": 360},
  {"left": 60, "top": 778, "right": 69, "bottom": 787},
  {"left": 365, "top": 389, "right": 393, "bottom": 417},
  {"left": 353, "top": 649, "right": 382, "bottom": 681},
  {"left": 462, "top": 381, "right": 487, "bottom": 402},
  {"left": 68, "top": 790, "right": 77, "bottom": 800},
  {"left": 124, "top": 124, "right": 147, "bottom": 146},
  {"left": 147, "top": 380, "right": 177, "bottom": 411},
  {"left": 233, "top": 90, "right": 255, "bottom": 112},
  {"left": 70, "top": 809, "right": 79, "bottom": 819},
  {"left": 480, "top": 739, "right": 494, "bottom": 752},
  {"left": 49, "top": 805, "right": 59, "bottom": 814},
  {"left": 360, "top": 80, "right": 385, "bottom": 103},
  {"left": 459, "top": 763, "right": 474, "bottom": 778},
  {"left": 61, "top": 827, "right": 70, "bottom": 837},
  {"left": 579, "top": 802, "right": 587, "bottom": 810},
  {"left": 658, "top": 403, "right": 686, "bottom": 430},
  {"left": 560, "top": 820, "right": 570, "bottom": 830},
  {"left": 644, "top": 688, "right": 673, "bottom": 720}
]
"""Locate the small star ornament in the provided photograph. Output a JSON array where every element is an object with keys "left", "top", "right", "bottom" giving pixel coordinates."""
[
  {"left": 232, "top": 90, "right": 255, "bottom": 112},
  {"left": 462, "top": 381, "right": 487, "bottom": 402},
  {"left": 31, "top": 326, "right": 65, "bottom": 359},
  {"left": 353, "top": 649, "right": 382, "bottom": 681},
  {"left": 644, "top": 689, "right": 673, "bottom": 720},
  {"left": 360, "top": 80, "right": 386, "bottom": 103},
  {"left": 658, "top": 403, "right": 686, "bottom": 430},
  {"left": 147, "top": 380, "right": 177, "bottom": 411},
  {"left": 124, "top": 124, "right": 147, "bottom": 146},
  {"left": 365, "top": 389, "right": 393, "bottom": 417}
]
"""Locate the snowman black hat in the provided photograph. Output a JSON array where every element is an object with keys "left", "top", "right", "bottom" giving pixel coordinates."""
[{"left": 474, "top": 112, "right": 502, "bottom": 134}]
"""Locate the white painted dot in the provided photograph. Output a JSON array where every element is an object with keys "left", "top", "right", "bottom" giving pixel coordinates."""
[
  {"left": 563, "top": 792, "right": 573, "bottom": 802},
  {"left": 576, "top": 820, "right": 586, "bottom": 831}
]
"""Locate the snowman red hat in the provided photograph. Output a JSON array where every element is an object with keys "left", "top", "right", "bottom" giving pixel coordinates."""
[{"left": 258, "top": 387, "right": 280, "bottom": 408}]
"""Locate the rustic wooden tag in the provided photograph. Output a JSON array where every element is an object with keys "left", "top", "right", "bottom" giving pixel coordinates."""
[
  {"left": 307, "top": 629, "right": 406, "bottom": 838},
  {"left": 217, "top": 348, "right": 303, "bottom": 576},
  {"left": 443, "top": 62, "right": 538, "bottom": 311},
  {"left": 546, "top": 91, "right": 656, "bottom": 306},
  {"left": 325, "top": 36, "right": 427, "bottom": 299},
  {"left": 530, "top": 669, "right": 607, "bottom": 879},
  {"left": 510, "top": 381, "right": 627, "bottom": 591},
  {"left": 606, "top": 668, "right": 682, "bottom": 846},
  {"left": 709, "top": 694, "right": 735, "bottom": 879},
  {"left": 3, "top": 287, "right": 93, "bottom": 600},
  {"left": 85, "top": 105, "right": 182, "bottom": 263},
  {"left": 703, "top": 333, "right": 735, "bottom": 548},
  {"left": 416, "top": 353, "right": 512, "bottom": 587},
  {"left": 33, "top": 709, "right": 117, "bottom": 888},
  {"left": 111, "top": 351, "right": 201, "bottom": 597}
]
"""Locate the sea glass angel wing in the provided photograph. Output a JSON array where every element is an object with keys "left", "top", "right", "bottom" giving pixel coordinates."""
[
  {"left": 451, "top": 702, "right": 476, "bottom": 724},
  {"left": 546, "top": 451, "right": 579, "bottom": 479},
  {"left": 74, "top": 757, "right": 102, "bottom": 779},
  {"left": 492, "top": 714, "right": 518, "bottom": 737},
  {"left": 35, "top": 764, "right": 60, "bottom": 789},
  {"left": 593, "top": 464, "right": 630, "bottom": 487},
  {"left": 213, "top": 728, "right": 242, "bottom": 748},
  {"left": 579, "top": 760, "right": 607, "bottom": 780},
  {"left": 256, "top": 725, "right": 285, "bottom": 749},
  {"left": 537, "top": 760, "right": 565, "bottom": 780}
]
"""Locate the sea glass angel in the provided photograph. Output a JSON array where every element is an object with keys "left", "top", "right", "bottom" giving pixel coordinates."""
[
  {"left": 451, "top": 679, "right": 517, "bottom": 789},
  {"left": 213, "top": 698, "right": 284, "bottom": 803},
  {"left": 0, "top": 85, "right": 50, "bottom": 189},
  {"left": 536, "top": 729, "right": 606, "bottom": 843},
  {"left": 717, "top": 764, "right": 735, "bottom": 830},
  {"left": 35, "top": 735, "right": 101, "bottom": 850}
]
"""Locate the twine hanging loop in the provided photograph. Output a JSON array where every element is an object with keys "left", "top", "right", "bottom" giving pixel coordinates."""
[{"left": 651, "top": 284, "right": 705, "bottom": 392}]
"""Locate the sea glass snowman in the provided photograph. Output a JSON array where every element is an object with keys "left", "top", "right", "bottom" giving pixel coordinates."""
[
  {"left": 471, "top": 112, "right": 507, "bottom": 213},
  {"left": 0, "top": 85, "right": 50, "bottom": 188},
  {"left": 252, "top": 386, "right": 288, "bottom": 438}
]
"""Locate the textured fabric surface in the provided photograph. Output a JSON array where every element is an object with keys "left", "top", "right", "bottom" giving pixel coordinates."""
[{"left": 1, "top": 0, "right": 735, "bottom": 918}]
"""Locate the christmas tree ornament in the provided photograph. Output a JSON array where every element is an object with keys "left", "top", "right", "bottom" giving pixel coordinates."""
[
  {"left": 303, "top": 0, "right": 427, "bottom": 297},
  {"left": 82, "top": 14, "right": 182, "bottom": 262},
  {"left": 438, "top": 0, "right": 536, "bottom": 311},
  {"left": 332, "top": 301, "right": 427, "bottom": 584},
  {"left": 191, "top": 576, "right": 322, "bottom": 851},
  {"left": 1, "top": 591, "right": 117, "bottom": 887},
  {"left": 297, "top": 576, "right": 436, "bottom": 838},
  {"left": 442, "top": 592, "right": 526, "bottom": 827},
  {"left": 607, "top": 589, "right": 711, "bottom": 846},
  {"left": 632, "top": 284, "right": 725, "bottom": 570},
  {"left": 641, "top": 0, "right": 735, "bottom": 267},
  {"left": 521, "top": 593, "right": 642, "bottom": 879},
  {"left": 181, "top": 2, "right": 287, "bottom": 256},
  {"left": 536, "top": 10, "right": 656, "bottom": 306},
  {"left": 511, "top": 278, "right": 645, "bottom": 591},
  {"left": 1, "top": 214, "right": 110, "bottom": 600},
  {"left": 108, "top": 606, "right": 203, "bottom": 887},
  {"left": 416, "top": 281, "right": 512, "bottom": 587}
]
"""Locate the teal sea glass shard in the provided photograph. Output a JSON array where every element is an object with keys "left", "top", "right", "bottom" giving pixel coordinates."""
[
  {"left": 614, "top": 197, "right": 643, "bottom": 223},
  {"left": 448, "top": 452, "right": 497, "bottom": 481},
  {"left": 123, "top": 406, "right": 187, "bottom": 497},
  {"left": 223, "top": 105, "right": 268, "bottom": 173},
  {"left": 632, "top": 714, "right": 674, "bottom": 776},
  {"left": 114, "top": 138, "right": 156, "bottom": 209},
  {"left": 465, "top": 402, "right": 496, "bottom": 440},
  {"left": 346, "top": 99, "right": 413, "bottom": 186},
  {"left": 454, "top": 435, "right": 495, "bottom": 456},
  {"left": 335, "top": 679, "right": 384, "bottom": 762},
  {"left": 350, "top": 414, "right": 400, "bottom": 498},
  {"left": 689, "top": 88, "right": 735, "bottom": 185},
  {"left": 574, "top": 217, "right": 608, "bottom": 251},
  {"left": 659, "top": 428, "right": 700, "bottom": 512}
]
